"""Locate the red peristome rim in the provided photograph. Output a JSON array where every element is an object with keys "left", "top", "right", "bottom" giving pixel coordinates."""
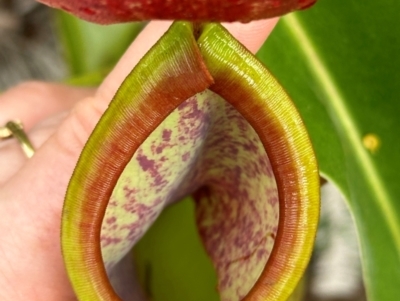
[{"left": 198, "top": 22, "right": 320, "bottom": 300}]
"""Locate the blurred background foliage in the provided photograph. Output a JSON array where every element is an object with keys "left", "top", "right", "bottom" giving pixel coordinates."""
[{"left": 1, "top": 0, "right": 399, "bottom": 300}]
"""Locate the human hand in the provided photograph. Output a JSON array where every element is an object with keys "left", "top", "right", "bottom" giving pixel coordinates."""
[{"left": 0, "top": 19, "right": 277, "bottom": 301}]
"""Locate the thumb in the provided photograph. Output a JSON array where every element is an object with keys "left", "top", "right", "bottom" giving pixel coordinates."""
[
  {"left": 2, "top": 21, "right": 176, "bottom": 214},
  {"left": 5, "top": 18, "right": 278, "bottom": 217},
  {"left": 0, "top": 19, "right": 277, "bottom": 301}
]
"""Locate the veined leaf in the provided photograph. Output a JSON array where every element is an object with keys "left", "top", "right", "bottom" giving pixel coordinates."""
[{"left": 257, "top": 0, "right": 400, "bottom": 299}]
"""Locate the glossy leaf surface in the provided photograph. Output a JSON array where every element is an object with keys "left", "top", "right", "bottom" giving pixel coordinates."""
[{"left": 257, "top": 0, "right": 400, "bottom": 299}]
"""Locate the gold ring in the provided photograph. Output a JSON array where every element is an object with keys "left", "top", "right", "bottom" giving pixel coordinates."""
[{"left": 0, "top": 120, "right": 35, "bottom": 158}]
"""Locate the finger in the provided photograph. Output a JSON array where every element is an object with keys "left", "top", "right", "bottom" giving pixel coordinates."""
[
  {"left": 0, "top": 82, "right": 94, "bottom": 184},
  {"left": 0, "top": 81, "right": 95, "bottom": 130},
  {"left": 97, "top": 21, "right": 173, "bottom": 102},
  {"left": 98, "top": 18, "right": 278, "bottom": 102},
  {"left": 1, "top": 20, "right": 175, "bottom": 200},
  {"left": 3, "top": 17, "right": 279, "bottom": 215},
  {"left": 0, "top": 19, "right": 278, "bottom": 299},
  {"left": 0, "top": 111, "right": 68, "bottom": 185},
  {"left": 222, "top": 18, "right": 279, "bottom": 54}
]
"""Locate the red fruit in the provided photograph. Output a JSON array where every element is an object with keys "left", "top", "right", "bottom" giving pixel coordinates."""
[{"left": 38, "top": 0, "right": 317, "bottom": 24}]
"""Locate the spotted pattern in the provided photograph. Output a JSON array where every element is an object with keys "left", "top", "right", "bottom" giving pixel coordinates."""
[{"left": 101, "top": 90, "right": 278, "bottom": 301}]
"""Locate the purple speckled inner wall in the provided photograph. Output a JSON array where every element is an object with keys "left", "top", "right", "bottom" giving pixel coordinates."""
[{"left": 101, "top": 90, "right": 279, "bottom": 301}]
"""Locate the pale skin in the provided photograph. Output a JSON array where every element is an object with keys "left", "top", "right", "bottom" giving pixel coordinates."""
[{"left": 0, "top": 19, "right": 277, "bottom": 301}]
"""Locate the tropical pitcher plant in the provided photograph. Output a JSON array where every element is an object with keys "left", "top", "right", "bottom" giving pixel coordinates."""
[{"left": 37, "top": 0, "right": 320, "bottom": 300}]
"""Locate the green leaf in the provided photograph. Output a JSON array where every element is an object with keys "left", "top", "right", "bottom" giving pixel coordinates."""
[
  {"left": 56, "top": 11, "right": 145, "bottom": 77},
  {"left": 134, "top": 198, "right": 220, "bottom": 301},
  {"left": 257, "top": 0, "right": 400, "bottom": 300}
]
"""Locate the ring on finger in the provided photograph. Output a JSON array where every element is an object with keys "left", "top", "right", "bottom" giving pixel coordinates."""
[{"left": 0, "top": 120, "right": 35, "bottom": 158}]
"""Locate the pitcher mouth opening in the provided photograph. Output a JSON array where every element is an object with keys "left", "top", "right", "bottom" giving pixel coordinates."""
[
  {"left": 62, "top": 21, "right": 319, "bottom": 301},
  {"left": 102, "top": 91, "right": 279, "bottom": 301}
]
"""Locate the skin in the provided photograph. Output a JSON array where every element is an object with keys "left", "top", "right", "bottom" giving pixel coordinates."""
[{"left": 0, "top": 19, "right": 277, "bottom": 301}]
